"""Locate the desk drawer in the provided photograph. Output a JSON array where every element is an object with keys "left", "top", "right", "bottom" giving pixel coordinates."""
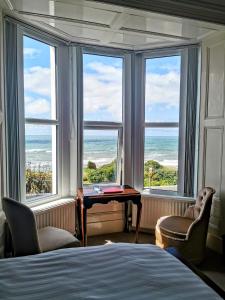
[{"left": 87, "top": 202, "right": 124, "bottom": 236}]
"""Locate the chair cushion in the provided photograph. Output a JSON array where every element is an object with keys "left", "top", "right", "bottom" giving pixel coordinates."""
[
  {"left": 38, "top": 226, "right": 80, "bottom": 252},
  {"left": 157, "top": 216, "right": 193, "bottom": 239},
  {"left": 184, "top": 187, "right": 215, "bottom": 220},
  {"left": 184, "top": 205, "right": 201, "bottom": 219}
]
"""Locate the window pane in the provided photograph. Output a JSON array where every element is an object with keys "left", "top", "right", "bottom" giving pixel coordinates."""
[
  {"left": 83, "top": 130, "right": 120, "bottom": 185},
  {"left": 25, "top": 124, "right": 57, "bottom": 199},
  {"left": 23, "top": 36, "right": 56, "bottom": 120},
  {"left": 145, "top": 56, "right": 181, "bottom": 122},
  {"left": 83, "top": 54, "right": 123, "bottom": 122},
  {"left": 144, "top": 128, "right": 178, "bottom": 192}
]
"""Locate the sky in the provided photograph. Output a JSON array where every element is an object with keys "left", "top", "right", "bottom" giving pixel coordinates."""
[
  {"left": 24, "top": 36, "right": 181, "bottom": 136},
  {"left": 24, "top": 36, "right": 54, "bottom": 121}
]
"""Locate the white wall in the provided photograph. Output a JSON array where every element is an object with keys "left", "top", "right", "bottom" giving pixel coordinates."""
[
  {"left": 198, "top": 32, "right": 225, "bottom": 253},
  {"left": 0, "top": 7, "right": 5, "bottom": 257},
  {"left": 0, "top": 9, "right": 2, "bottom": 204}
]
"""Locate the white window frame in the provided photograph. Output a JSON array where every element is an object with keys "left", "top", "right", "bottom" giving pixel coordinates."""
[
  {"left": 80, "top": 48, "right": 126, "bottom": 187},
  {"left": 133, "top": 48, "right": 190, "bottom": 196},
  {"left": 144, "top": 50, "right": 181, "bottom": 195},
  {"left": 17, "top": 26, "right": 70, "bottom": 205},
  {"left": 71, "top": 45, "right": 134, "bottom": 192},
  {"left": 83, "top": 122, "right": 123, "bottom": 184}
]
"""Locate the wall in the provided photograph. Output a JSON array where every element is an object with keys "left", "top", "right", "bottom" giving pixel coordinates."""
[
  {"left": 198, "top": 32, "right": 225, "bottom": 253},
  {"left": 0, "top": 8, "right": 2, "bottom": 203},
  {"left": 0, "top": 7, "right": 5, "bottom": 257}
]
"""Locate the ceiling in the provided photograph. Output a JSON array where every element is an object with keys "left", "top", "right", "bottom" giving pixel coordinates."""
[
  {"left": 1, "top": 0, "right": 225, "bottom": 50},
  {"left": 90, "top": 0, "right": 225, "bottom": 26}
]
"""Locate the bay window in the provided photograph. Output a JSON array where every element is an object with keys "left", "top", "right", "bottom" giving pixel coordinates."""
[
  {"left": 23, "top": 36, "right": 58, "bottom": 200},
  {"left": 82, "top": 53, "right": 123, "bottom": 186},
  {"left": 144, "top": 55, "right": 181, "bottom": 192},
  {"left": 19, "top": 32, "right": 67, "bottom": 202},
  {"left": 134, "top": 48, "right": 198, "bottom": 196},
  {"left": 5, "top": 19, "right": 198, "bottom": 203}
]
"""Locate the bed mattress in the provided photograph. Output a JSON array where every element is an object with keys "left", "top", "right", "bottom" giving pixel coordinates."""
[{"left": 0, "top": 243, "right": 222, "bottom": 299}]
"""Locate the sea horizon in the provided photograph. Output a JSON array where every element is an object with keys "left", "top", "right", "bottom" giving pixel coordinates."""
[{"left": 25, "top": 134, "right": 178, "bottom": 169}]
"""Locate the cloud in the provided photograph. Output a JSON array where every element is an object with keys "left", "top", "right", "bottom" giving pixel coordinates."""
[
  {"left": 145, "top": 71, "right": 180, "bottom": 107},
  {"left": 24, "top": 48, "right": 41, "bottom": 58},
  {"left": 83, "top": 62, "right": 123, "bottom": 121},
  {"left": 24, "top": 66, "right": 53, "bottom": 97},
  {"left": 25, "top": 96, "right": 50, "bottom": 116},
  {"left": 159, "top": 63, "right": 180, "bottom": 72},
  {"left": 24, "top": 60, "right": 180, "bottom": 122},
  {"left": 84, "top": 61, "right": 180, "bottom": 121}
]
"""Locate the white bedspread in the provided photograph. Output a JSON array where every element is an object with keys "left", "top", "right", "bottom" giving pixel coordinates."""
[{"left": 0, "top": 243, "right": 222, "bottom": 299}]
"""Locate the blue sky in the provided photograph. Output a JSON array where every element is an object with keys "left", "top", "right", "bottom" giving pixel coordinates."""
[
  {"left": 24, "top": 36, "right": 180, "bottom": 136},
  {"left": 24, "top": 36, "right": 54, "bottom": 135},
  {"left": 83, "top": 53, "right": 123, "bottom": 122},
  {"left": 145, "top": 55, "right": 180, "bottom": 123},
  {"left": 24, "top": 36, "right": 51, "bottom": 68}
]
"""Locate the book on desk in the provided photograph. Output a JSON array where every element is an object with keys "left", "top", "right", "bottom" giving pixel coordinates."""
[{"left": 93, "top": 185, "right": 123, "bottom": 194}]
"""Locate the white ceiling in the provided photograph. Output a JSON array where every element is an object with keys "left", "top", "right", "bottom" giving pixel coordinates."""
[{"left": 2, "top": 0, "right": 225, "bottom": 49}]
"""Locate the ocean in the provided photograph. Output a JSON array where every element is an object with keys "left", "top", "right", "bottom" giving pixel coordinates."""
[{"left": 25, "top": 135, "right": 178, "bottom": 169}]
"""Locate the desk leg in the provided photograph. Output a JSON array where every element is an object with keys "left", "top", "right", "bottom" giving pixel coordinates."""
[
  {"left": 82, "top": 206, "right": 87, "bottom": 247},
  {"left": 75, "top": 198, "right": 82, "bottom": 240},
  {"left": 135, "top": 202, "right": 142, "bottom": 243},
  {"left": 124, "top": 201, "right": 129, "bottom": 232}
]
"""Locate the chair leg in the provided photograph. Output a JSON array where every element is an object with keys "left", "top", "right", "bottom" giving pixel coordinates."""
[{"left": 4, "top": 222, "right": 13, "bottom": 258}]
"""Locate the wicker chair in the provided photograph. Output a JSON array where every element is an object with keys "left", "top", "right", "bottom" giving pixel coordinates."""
[
  {"left": 2, "top": 197, "right": 80, "bottom": 257},
  {"left": 155, "top": 187, "right": 215, "bottom": 264}
]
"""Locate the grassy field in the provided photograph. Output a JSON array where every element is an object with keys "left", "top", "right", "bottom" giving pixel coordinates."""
[{"left": 26, "top": 159, "right": 178, "bottom": 196}]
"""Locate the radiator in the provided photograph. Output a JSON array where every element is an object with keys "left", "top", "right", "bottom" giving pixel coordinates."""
[
  {"left": 33, "top": 199, "right": 76, "bottom": 234},
  {"left": 32, "top": 199, "right": 123, "bottom": 237},
  {"left": 132, "top": 195, "right": 194, "bottom": 230},
  {"left": 32, "top": 195, "right": 194, "bottom": 237}
]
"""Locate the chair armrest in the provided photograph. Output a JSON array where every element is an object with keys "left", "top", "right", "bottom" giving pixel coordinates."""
[
  {"left": 185, "top": 218, "right": 200, "bottom": 240},
  {"left": 160, "top": 231, "right": 187, "bottom": 242}
]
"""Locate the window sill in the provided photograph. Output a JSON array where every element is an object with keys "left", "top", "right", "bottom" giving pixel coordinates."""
[
  {"left": 28, "top": 196, "right": 75, "bottom": 211},
  {"left": 141, "top": 189, "right": 195, "bottom": 202}
]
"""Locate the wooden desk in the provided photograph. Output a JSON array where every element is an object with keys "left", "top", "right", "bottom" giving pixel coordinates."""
[{"left": 76, "top": 185, "right": 142, "bottom": 246}]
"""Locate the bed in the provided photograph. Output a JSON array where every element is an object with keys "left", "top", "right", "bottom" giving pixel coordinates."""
[{"left": 0, "top": 243, "right": 223, "bottom": 299}]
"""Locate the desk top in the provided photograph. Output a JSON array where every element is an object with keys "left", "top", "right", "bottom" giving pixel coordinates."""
[
  {"left": 77, "top": 185, "right": 141, "bottom": 208},
  {"left": 77, "top": 185, "right": 140, "bottom": 200}
]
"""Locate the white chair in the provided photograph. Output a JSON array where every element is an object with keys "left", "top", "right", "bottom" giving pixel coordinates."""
[{"left": 2, "top": 197, "right": 80, "bottom": 257}]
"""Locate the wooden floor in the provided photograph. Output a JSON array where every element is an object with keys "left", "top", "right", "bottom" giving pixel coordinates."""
[
  {"left": 88, "top": 231, "right": 225, "bottom": 292},
  {"left": 88, "top": 231, "right": 154, "bottom": 246},
  {"left": 198, "top": 248, "right": 225, "bottom": 292}
]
